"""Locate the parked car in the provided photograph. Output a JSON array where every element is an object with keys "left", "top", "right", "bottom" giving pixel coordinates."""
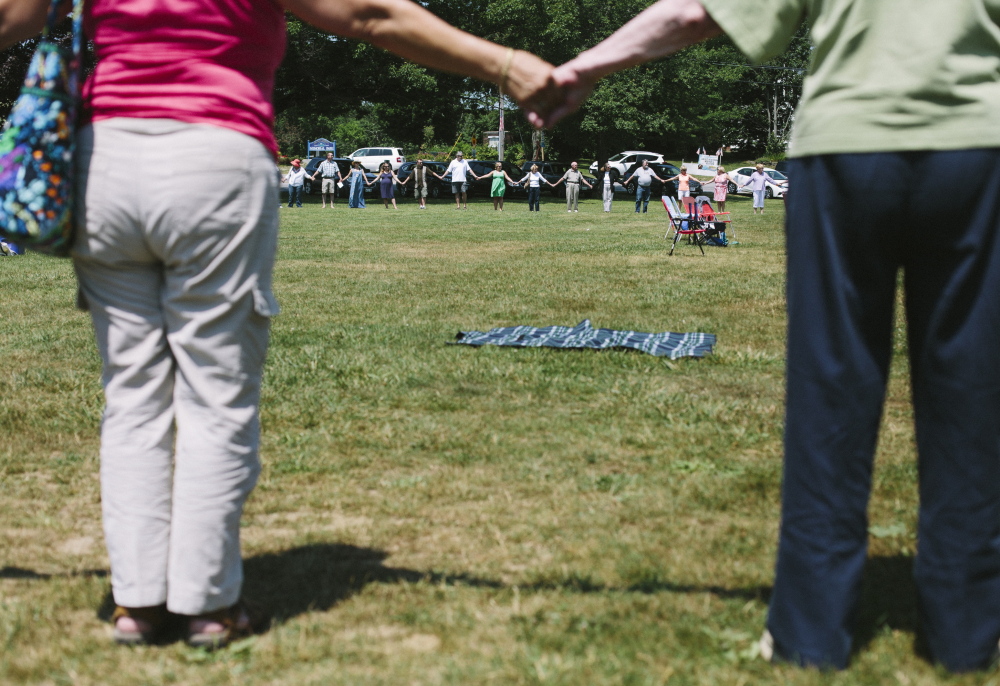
[
  {"left": 301, "top": 156, "right": 357, "bottom": 195},
  {"left": 519, "top": 161, "right": 597, "bottom": 198},
  {"left": 347, "top": 147, "right": 406, "bottom": 171},
  {"left": 619, "top": 162, "right": 703, "bottom": 198},
  {"left": 727, "top": 166, "right": 788, "bottom": 198},
  {"left": 588, "top": 151, "right": 664, "bottom": 183},
  {"left": 395, "top": 161, "right": 447, "bottom": 198}
]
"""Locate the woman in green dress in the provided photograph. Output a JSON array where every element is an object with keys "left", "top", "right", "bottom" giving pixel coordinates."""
[{"left": 476, "top": 162, "right": 519, "bottom": 211}]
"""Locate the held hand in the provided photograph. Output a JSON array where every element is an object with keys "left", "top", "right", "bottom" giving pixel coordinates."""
[
  {"left": 503, "top": 52, "right": 561, "bottom": 126},
  {"left": 525, "top": 60, "right": 598, "bottom": 129}
]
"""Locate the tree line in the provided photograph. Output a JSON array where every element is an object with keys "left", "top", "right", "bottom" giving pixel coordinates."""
[{"left": 0, "top": 2, "right": 808, "bottom": 163}]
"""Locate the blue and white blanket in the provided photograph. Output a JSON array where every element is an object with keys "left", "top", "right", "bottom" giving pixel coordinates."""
[{"left": 453, "top": 320, "right": 715, "bottom": 359}]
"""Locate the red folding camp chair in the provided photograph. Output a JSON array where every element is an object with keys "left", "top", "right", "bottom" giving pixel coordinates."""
[{"left": 693, "top": 195, "right": 735, "bottom": 244}]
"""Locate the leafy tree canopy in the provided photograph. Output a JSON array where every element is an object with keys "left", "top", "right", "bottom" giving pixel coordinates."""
[{"left": 0, "top": 6, "right": 809, "bottom": 163}]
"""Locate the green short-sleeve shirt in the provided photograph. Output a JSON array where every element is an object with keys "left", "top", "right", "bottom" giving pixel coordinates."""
[{"left": 699, "top": 0, "right": 1000, "bottom": 157}]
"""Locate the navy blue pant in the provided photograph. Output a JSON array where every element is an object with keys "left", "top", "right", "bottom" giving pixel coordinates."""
[
  {"left": 635, "top": 185, "right": 651, "bottom": 212},
  {"left": 287, "top": 185, "right": 303, "bottom": 207},
  {"left": 769, "top": 150, "right": 1000, "bottom": 671},
  {"left": 527, "top": 186, "right": 540, "bottom": 211}
]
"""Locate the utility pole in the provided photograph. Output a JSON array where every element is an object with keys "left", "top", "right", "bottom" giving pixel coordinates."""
[{"left": 498, "top": 90, "right": 505, "bottom": 162}]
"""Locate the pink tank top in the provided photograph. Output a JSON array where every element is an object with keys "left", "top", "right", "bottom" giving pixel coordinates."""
[{"left": 83, "top": 0, "right": 287, "bottom": 156}]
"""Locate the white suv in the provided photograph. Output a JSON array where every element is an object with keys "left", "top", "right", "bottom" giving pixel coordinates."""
[
  {"left": 589, "top": 151, "right": 664, "bottom": 183},
  {"left": 349, "top": 147, "right": 406, "bottom": 171}
]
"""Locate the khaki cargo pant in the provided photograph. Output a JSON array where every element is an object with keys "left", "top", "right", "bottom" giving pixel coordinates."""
[{"left": 72, "top": 118, "right": 279, "bottom": 615}]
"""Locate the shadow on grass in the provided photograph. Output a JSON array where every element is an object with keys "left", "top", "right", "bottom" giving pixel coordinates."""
[
  {"left": 242, "top": 544, "right": 775, "bottom": 624},
  {"left": 0, "top": 566, "right": 107, "bottom": 579},
  {"left": 242, "top": 543, "right": 502, "bottom": 622},
  {"left": 3, "top": 549, "right": 922, "bottom": 656},
  {"left": 853, "top": 554, "right": 922, "bottom": 658}
]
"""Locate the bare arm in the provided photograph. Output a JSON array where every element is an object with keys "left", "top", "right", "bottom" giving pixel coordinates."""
[
  {"left": 529, "top": 0, "right": 721, "bottom": 128},
  {"left": 0, "top": 0, "right": 64, "bottom": 50},
  {"left": 281, "top": 0, "right": 557, "bottom": 111}
]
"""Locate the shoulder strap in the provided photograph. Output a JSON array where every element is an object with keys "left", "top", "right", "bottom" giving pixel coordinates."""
[{"left": 42, "top": 0, "right": 83, "bottom": 94}]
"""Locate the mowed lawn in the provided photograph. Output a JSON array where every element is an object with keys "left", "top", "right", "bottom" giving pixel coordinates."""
[{"left": 0, "top": 187, "right": 967, "bottom": 685}]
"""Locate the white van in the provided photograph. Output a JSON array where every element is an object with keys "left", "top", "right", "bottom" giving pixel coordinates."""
[
  {"left": 589, "top": 151, "right": 664, "bottom": 182},
  {"left": 349, "top": 147, "right": 406, "bottom": 171}
]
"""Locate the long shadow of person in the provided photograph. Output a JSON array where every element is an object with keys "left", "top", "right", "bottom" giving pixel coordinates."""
[
  {"left": 86, "top": 543, "right": 503, "bottom": 640},
  {"left": 241, "top": 543, "right": 504, "bottom": 623},
  {"left": 7, "top": 549, "right": 920, "bottom": 655}
]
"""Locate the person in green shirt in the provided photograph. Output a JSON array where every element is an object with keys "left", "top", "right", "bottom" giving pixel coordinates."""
[{"left": 530, "top": 0, "right": 1000, "bottom": 672}]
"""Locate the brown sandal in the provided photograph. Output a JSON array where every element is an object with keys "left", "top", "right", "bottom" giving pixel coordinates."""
[
  {"left": 111, "top": 604, "right": 168, "bottom": 646},
  {"left": 186, "top": 600, "right": 263, "bottom": 650}
]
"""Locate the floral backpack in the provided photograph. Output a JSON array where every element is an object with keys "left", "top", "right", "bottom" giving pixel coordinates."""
[{"left": 0, "top": 0, "right": 82, "bottom": 257}]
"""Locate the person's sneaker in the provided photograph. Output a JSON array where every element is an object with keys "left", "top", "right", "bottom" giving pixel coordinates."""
[{"left": 758, "top": 629, "right": 775, "bottom": 662}]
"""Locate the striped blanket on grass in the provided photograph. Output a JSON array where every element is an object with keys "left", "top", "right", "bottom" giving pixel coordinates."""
[{"left": 452, "top": 319, "right": 715, "bottom": 359}]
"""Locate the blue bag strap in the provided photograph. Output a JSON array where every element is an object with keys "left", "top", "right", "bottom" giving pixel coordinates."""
[{"left": 41, "top": 0, "right": 84, "bottom": 93}]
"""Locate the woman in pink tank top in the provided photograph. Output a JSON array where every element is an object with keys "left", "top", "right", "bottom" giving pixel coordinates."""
[{"left": 0, "top": 0, "right": 557, "bottom": 649}]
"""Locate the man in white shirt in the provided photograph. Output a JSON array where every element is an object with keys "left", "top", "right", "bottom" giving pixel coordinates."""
[{"left": 445, "top": 151, "right": 472, "bottom": 209}]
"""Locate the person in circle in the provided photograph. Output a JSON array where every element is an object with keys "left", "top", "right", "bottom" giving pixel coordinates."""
[
  {"left": 622, "top": 159, "right": 667, "bottom": 213},
  {"left": 596, "top": 162, "right": 615, "bottom": 213},
  {"left": 399, "top": 159, "right": 433, "bottom": 209},
  {"left": 374, "top": 161, "right": 402, "bottom": 209},
  {"left": 1, "top": 0, "right": 558, "bottom": 650},
  {"left": 346, "top": 160, "right": 367, "bottom": 209},
  {"left": 518, "top": 164, "right": 555, "bottom": 211},
  {"left": 663, "top": 165, "right": 696, "bottom": 200},
  {"left": 534, "top": 0, "right": 1000, "bottom": 671},
  {"left": 283, "top": 159, "right": 306, "bottom": 207},
  {"left": 740, "top": 163, "right": 777, "bottom": 215},
  {"left": 310, "top": 151, "right": 342, "bottom": 209},
  {"left": 712, "top": 165, "right": 734, "bottom": 213},
  {"left": 473, "top": 162, "right": 519, "bottom": 211},
  {"left": 444, "top": 151, "right": 472, "bottom": 209},
  {"left": 554, "top": 161, "right": 593, "bottom": 212}
]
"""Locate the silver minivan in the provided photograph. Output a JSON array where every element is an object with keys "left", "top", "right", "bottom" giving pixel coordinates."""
[{"left": 349, "top": 147, "right": 406, "bottom": 171}]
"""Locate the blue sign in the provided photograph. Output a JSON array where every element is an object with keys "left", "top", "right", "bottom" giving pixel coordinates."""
[{"left": 307, "top": 138, "right": 337, "bottom": 157}]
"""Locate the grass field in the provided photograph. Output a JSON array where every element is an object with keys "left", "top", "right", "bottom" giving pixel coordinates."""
[{"left": 0, "top": 188, "right": 983, "bottom": 685}]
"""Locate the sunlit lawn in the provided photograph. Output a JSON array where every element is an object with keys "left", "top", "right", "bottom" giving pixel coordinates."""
[{"left": 0, "top": 187, "right": 973, "bottom": 685}]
